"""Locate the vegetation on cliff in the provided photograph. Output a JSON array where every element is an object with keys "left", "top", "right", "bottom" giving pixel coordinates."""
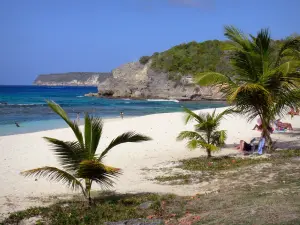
[
  {"left": 140, "top": 40, "right": 232, "bottom": 80},
  {"left": 139, "top": 35, "right": 299, "bottom": 81}
]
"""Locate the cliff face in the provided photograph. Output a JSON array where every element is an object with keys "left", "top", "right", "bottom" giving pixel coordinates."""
[
  {"left": 97, "top": 61, "right": 224, "bottom": 100},
  {"left": 34, "top": 72, "right": 111, "bottom": 86}
]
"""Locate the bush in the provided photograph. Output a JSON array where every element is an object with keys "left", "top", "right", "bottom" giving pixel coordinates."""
[{"left": 139, "top": 56, "right": 151, "bottom": 65}]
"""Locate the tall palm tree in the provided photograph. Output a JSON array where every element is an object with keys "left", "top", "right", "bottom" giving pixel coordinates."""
[
  {"left": 177, "top": 108, "right": 233, "bottom": 158},
  {"left": 21, "top": 101, "right": 151, "bottom": 205},
  {"left": 195, "top": 26, "right": 300, "bottom": 151}
]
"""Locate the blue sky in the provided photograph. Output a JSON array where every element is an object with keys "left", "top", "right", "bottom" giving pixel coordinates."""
[{"left": 0, "top": 0, "right": 299, "bottom": 85}]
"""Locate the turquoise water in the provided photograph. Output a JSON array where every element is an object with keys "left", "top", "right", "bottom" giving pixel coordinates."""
[{"left": 0, "top": 85, "right": 227, "bottom": 136}]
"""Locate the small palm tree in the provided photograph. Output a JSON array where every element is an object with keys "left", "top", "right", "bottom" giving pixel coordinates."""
[
  {"left": 195, "top": 26, "right": 300, "bottom": 151},
  {"left": 177, "top": 108, "right": 233, "bottom": 158},
  {"left": 21, "top": 101, "right": 151, "bottom": 205}
]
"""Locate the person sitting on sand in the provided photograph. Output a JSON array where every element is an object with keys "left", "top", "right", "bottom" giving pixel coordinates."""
[
  {"left": 252, "top": 118, "right": 262, "bottom": 130},
  {"left": 252, "top": 118, "right": 273, "bottom": 133},
  {"left": 236, "top": 133, "right": 265, "bottom": 155},
  {"left": 288, "top": 107, "right": 299, "bottom": 116},
  {"left": 275, "top": 119, "right": 293, "bottom": 131}
]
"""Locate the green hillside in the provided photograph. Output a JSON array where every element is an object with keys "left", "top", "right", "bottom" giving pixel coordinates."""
[
  {"left": 139, "top": 40, "right": 232, "bottom": 80},
  {"left": 139, "top": 38, "right": 294, "bottom": 81}
]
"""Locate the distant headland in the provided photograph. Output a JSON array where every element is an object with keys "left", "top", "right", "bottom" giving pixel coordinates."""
[{"left": 34, "top": 72, "right": 111, "bottom": 86}]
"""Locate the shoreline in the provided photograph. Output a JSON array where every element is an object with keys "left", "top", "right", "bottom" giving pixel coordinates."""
[
  {"left": 84, "top": 92, "right": 227, "bottom": 102},
  {"left": 0, "top": 102, "right": 227, "bottom": 137},
  {"left": 0, "top": 107, "right": 299, "bottom": 217}
]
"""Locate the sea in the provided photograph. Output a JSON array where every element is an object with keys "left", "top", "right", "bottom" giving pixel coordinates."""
[{"left": 0, "top": 85, "right": 227, "bottom": 136}]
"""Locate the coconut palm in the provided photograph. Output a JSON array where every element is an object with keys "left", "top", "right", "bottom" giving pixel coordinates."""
[
  {"left": 21, "top": 101, "right": 151, "bottom": 205},
  {"left": 195, "top": 26, "right": 300, "bottom": 151},
  {"left": 177, "top": 108, "right": 233, "bottom": 158}
]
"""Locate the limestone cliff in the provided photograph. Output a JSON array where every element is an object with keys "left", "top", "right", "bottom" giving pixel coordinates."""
[
  {"left": 34, "top": 72, "right": 111, "bottom": 86},
  {"left": 96, "top": 61, "right": 224, "bottom": 100}
]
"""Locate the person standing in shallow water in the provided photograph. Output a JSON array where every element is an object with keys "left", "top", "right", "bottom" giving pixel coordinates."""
[
  {"left": 76, "top": 113, "right": 80, "bottom": 125},
  {"left": 73, "top": 113, "right": 80, "bottom": 126},
  {"left": 120, "top": 112, "right": 124, "bottom": 119}
]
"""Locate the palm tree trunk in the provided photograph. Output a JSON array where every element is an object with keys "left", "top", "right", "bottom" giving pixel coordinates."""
[
  {"left": 265, "top": 131, "right": 273, "bottom": 153},
  {"left": 88, "top": 191, "right": 92, "bottom": 206},
  {"left": 261, "top": 118, "right": 273, "bottom": 153},
  {"left": 85, "top": 179, "right": 92, "bottom": 206},
  {"left": 206, "top": 149, "right": 212, "bottom": 158}
]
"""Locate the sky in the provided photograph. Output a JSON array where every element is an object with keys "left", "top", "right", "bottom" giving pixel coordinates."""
[{"left": 0, "top": 0, "right": 299, "bottom": 85}]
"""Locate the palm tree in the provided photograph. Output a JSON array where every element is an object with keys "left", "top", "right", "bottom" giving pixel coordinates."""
[
  {"left": 21, "top": 101, "right": 151, "bottom": 205},
  {"left": 177, "top": 108, "right": 233, "bottom": 158},
  {"left": 195, "top": 26, "right": 300, "bottom": 151}
]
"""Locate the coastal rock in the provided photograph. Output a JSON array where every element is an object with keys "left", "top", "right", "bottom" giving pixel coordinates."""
[
  {"left": 97, "top": 61, "right": 224, "bottom": 100},
  {"left": 138, "top": 201, "right": 153, "bottom": 209},
  {"left": 34, "top": 72, "right": 111, "bottom": 86},
  {"left": 84, "top": 92, "right": 100, "bottom": 97}
]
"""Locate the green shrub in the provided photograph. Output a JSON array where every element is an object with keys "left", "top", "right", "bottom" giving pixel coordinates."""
[{"left": 139, "top": 56, "right": 151, "bottom": 65}]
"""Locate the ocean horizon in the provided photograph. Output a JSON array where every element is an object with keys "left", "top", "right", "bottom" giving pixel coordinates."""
[{"left": 0, "top": 85, "right": 227, "bottom": 136}]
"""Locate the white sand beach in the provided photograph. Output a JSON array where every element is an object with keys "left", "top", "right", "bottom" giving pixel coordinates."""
[{"left": 1, "top": 107, "right": 300, "bottom": 217}]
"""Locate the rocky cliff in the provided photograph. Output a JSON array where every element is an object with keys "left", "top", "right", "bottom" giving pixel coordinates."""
[
  {"left": 95, "top": 61, "right": 224, "bottom": 100},
  {"left": 34, "top": 72, "right": 111, "bottom": 86}
]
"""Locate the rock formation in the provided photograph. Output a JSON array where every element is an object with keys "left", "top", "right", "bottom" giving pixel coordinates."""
[
  {"left": 97, "top": 61, "right": 224, "bottom": 100},
  {"left": 34, "top": 72, "right": 111, "bottom": 86}
]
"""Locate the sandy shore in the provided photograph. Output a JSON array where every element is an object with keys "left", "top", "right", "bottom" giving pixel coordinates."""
[{"left": 1, "top": 107, "right": 300, "bottom": 217}]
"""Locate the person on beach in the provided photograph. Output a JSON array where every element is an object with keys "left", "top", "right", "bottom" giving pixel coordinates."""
[
  {"left": 288, "top": 107, "right": 299, "bottom": 116},
  {"left": 120, "top": 111, "right": 124, "bottom": 119},
  {"left": 252, "top": 118, "right": 262, "bottom": 130},
  {"left": 73, "top": 113, "right": 80, "bottom": 126},
  {"left": 76, "top": 113, "right": 80, "bottom": 125},
  {"left": 15, "top": 122, "right": 20, "bottom": 127},
  {"left": 252, "top": 118, "right": 273, "bottom": 133},
  {"left": 236, "top": 133, "right": 265, "bottom": 155},
  {"left": 275, "top": 119, "right": 293, "bottom": 131}
]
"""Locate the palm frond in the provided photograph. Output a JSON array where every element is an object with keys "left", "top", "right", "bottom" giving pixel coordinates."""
[
  {"left": 276, "top": 38, "right": 300, "bottom": 65},
  {"left": 21, "top": 166, "right": 85, "bottom": 194},
  {"left": 227, "top": 84, "right": 270, "bottom": 103},
  {"left": 224, "top": 25, "right": 250, "bottom": 50},
  {"left": 43, "top": 137, "right": 85, "bottom": 171},
  {"left": 277, "top": 61, "right": 300, "bottom": 76},
  {"left": 211, "top": 130, "right": 227, "bottom": 147},
  {"left": 195, "top": 72, "right": 230, "bottom": 86},
  {"left": 187, "top": 140, "right": 218, "bottom": 152},
  {"left": 183, "top": 107, "right": 205, "bottom": 124},
  {"left": 214, "top": 107, "right": 239, "bottom": 123},
  {"left": 84, "top": 113, "right": 92, "bottom": 156},
  {"left": 46, "top": 101, "right": 84, "bottom": 149},
  {"left": 84, "top": 114, "right": 103, "bottom": 158},
  {"left": 177, "top": 131, "right": 205, "bottom": 142},
  {"left": 77, "top": 160, "right": 121, "bottom": 189},
  {"left": 99, "top": 132, "right": 151, "bottom": 160}
]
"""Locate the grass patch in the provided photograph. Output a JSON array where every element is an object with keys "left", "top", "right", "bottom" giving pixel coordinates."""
[
  {"left": 154, "top": 174, "right": 191, "bottom": 185},
  {"left": 2, "top": 193, "right": 171, "bottom": 225},
  {"left": 274, "top": 149, "right": 300, "bottom": 158},
  {"left": 179, "top": 156, "right": 271, "bottom": 171}
]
